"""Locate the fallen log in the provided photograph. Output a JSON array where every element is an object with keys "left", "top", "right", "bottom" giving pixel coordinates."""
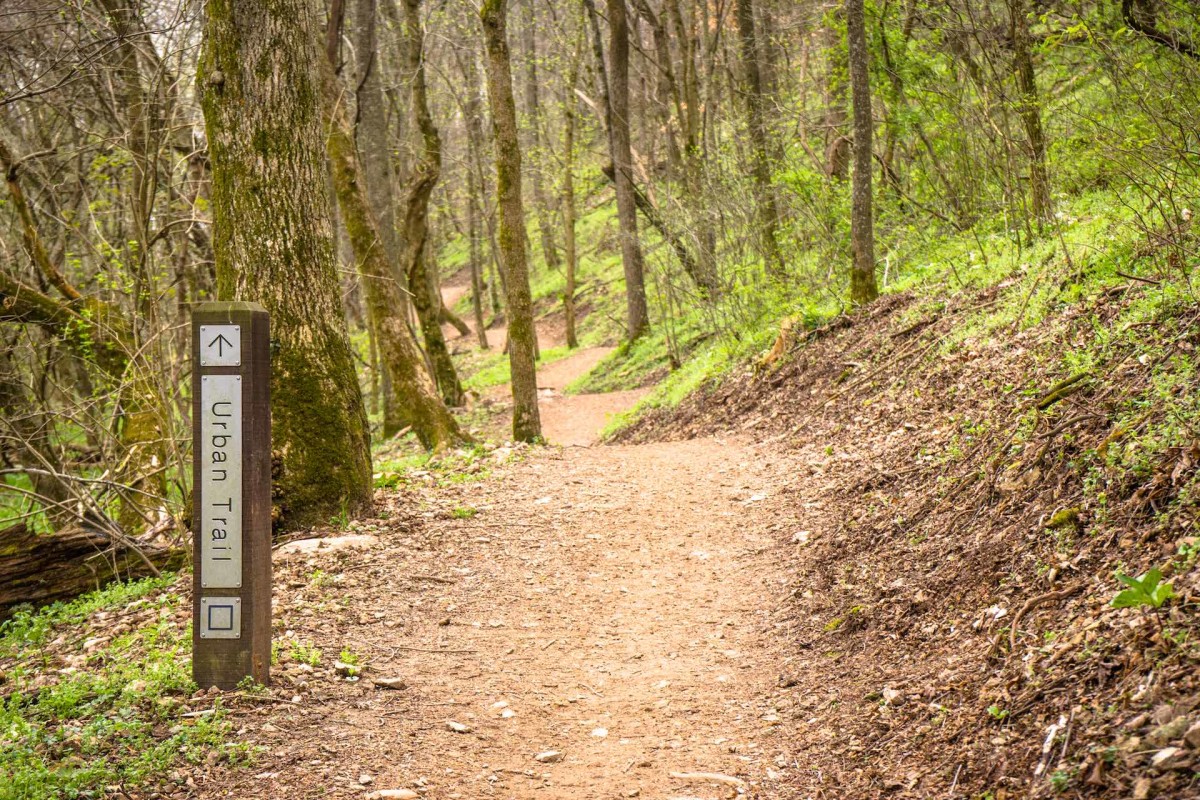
[{"left": 0, "top": 523, "right": 186, "bottom": 618}]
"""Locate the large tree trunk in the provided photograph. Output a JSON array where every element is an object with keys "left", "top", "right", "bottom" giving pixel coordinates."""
[
  {"left": 399, "top": 0, "right": 465, "bottom": 408},
  {"left": 603, "top": 0, "right": 649, "bottom": 341},
  {"left": 846, "top": 0, "right": 879, "bottom": 304},
  {"left": 0, "top": 523, "right": 184, "bottom": 618},
  {"left": 480, "top": 0, "right": 542, "bottom": 443},
  {"left": 734, "top": 0, "right": 785, "bottom": 276},
  {"left": 319, "top": 9, "right": 466, "bottom": 446},
  {"left": 199, "top": 0, "right": 373, "bottom": 528}
]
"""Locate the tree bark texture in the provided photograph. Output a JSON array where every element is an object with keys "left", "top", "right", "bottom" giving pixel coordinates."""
[
  {"left": 846, "top": 0, "right": 879, "bottom": 304},
  {"left": 1008, "top": 0, "right": 1051, "bottom": 224},
  {"left": 200, "top": 0, "right": 373, "bottom": 528},
  {"left": 734, "top": 0, "right": 785, "bottom": 276},
  {"left": 400, "top": 0, "right": 465, "bottom": 408},
  {"left": 604, "top": 0, "right": 650, "bottom": 340},
  {"left": 0, "top": 523, "right": 185, "bottom": 618},
  {"left": 480, "top": 0, "right": 542, "bottom": 442},
  {"left": 319, "top": 22, "right": 466, "bottom": 446},
  {"left": 521, "top": 0, "right": 561, "bottom": 275}
]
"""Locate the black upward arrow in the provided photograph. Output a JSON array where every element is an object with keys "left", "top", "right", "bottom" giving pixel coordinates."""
[{"left": 208, "top": 333, "right": 233, "bottom": 356}]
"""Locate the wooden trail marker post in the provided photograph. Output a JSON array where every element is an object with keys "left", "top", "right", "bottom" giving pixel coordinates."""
[{"left": 191, "top": 302, "right": 271, "bottom": 689}]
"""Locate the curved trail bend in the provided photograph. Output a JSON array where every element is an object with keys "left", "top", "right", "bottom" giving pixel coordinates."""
[{"left": 201, "top": 282, "right": 806, "bottom": 799}]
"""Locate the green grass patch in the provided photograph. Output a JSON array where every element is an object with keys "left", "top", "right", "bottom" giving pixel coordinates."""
[{"left": 0, "top": 575, "right": 256, "bottom": 799}]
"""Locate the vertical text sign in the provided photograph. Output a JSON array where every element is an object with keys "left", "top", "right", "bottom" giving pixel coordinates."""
[
  {"left": 192, "top": 302, "right": 271, "bottom": 690},
  {"left": 200, "top": 374, "right": 242, "bottom": 588}
]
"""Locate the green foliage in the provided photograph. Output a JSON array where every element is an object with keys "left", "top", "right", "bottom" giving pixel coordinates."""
[
  {"left": 987, "top": 704, "right": 1009, "bottom": 721},
  {"left": 451, "top": 506, "right": 478, "bottom": 519},
  {"left": 289, "top": 640, "right": 322, "bottom": 666},
  {"left": 1110, "top": 567, "right": 1177, "bottom": 610},
  {"left": 0, "top": 576, "right": 253, "bottom": 799},
  {"left": 0, "top": 574, "right": 177, "bottom": 656},
  {"left": 338, "top": 647, "right": 360, "bottom": 666}
]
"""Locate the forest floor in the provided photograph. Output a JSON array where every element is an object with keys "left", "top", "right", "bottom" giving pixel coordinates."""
[{"left": 191, "top": 282, "right": 808, "bottom": 799}]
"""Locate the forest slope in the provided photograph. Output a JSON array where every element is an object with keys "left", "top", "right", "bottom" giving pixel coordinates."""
[{"left": 617, "top": 237, "right": 1200, "bottom": 798}]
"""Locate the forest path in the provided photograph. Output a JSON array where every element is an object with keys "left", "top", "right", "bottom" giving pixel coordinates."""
[
  {"left": 440, "top": 273, "right": 648, "bottom": 446},
  {"left": 200, "top": 282, "right": 806, "bottom": 799},
  {"left": 209, "top": 436, "right": 803, "bottom": 800}
]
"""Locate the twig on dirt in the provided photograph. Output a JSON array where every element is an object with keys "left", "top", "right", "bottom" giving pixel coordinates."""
[
  {"left": 1034, "top": 373, "right": 1091, "bottom": 410},
  {"left": 394, "top": 646, "right": 478, "bottom": 654},
  {"left": 410, "top": 574, "right": 455, "bottom": 584},
  {"left": 1034, "top": 715, "right": 1068, "bottom": 777},
  {"left": 1058, "top": 707, "right": 1076, "bottom": 764},
  {"left": 1116, "top": 270, "right": 1160, "bottom": 285},
  {"left": 540, "top": 638, "right": 558, "bottom": 650},
  {"left": 669, "top": 771, "right": 746, "bottom": 788},
  {"left": 1009, "top": 584, "right": 1084, "bottom": 655},
  {"left": 949, "top": 763, "right": 963, "bottom": 796}
]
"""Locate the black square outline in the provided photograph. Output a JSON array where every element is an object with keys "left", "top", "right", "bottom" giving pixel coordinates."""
[{"left": 207, "top": 604, "right": 235, "bottom": 631}]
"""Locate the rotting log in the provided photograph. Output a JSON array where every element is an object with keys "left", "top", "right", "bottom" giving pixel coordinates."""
[{"left": 0, "top": 523, "right": 185, "bottom": 617}]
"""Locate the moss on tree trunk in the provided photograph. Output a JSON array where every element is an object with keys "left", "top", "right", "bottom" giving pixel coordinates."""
[
  {"left": 199, "top": 0, "right": 373, "bottom": 529},
  {"left": 481, "top": 0, "right": 542, "bottom": 443},
  {"left": 318, "top": 18, "right": 466, "bottom": 449}
]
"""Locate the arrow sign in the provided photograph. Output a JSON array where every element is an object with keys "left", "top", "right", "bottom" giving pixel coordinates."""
[
  {"left": 209, "top": 333, "right": 234, "bottom": 357},
  {"left": 199, "top": 325, "right": 241, "bottom": 367}
]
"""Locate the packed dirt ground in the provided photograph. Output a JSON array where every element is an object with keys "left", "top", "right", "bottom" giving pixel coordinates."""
[{"left": 188, "top": 280, "right": 811, "bottom": 799}]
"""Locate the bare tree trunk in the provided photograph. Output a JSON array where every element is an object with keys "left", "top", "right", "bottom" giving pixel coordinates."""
[
  {"left": 846, "top": 0, "right": 879, "bottom": 304},
  {"left": 734, "top": 0, "right": 785, "bottom": 276},
  {"left": 561, "top": 27, "right": 584, "bottom": 350},
  {"left": 399, "top": 0, "right": 465, "bottom": 407},
  {"left": 823, "top": 17, "right": 850, "bottom": 181},
  {"left": 200, "top": 0, "right": 374, "bottom": 528},
  {"left": 1008, "top": 0, "right": 1051, "bottom": 224},
  {"left": 521, "top": 0, "right": 561, "bottom": 275},
  {"left": 467, "top": 176, "right": 490, "bottom": 349},
  {"left": 480, "top": 0, "right": 542, "bottom": 442},
  {"left": 592, "top": 0, "right": 649, "bottom": 341},
  {"left": 319, "top": 4, "right": 466, "bottom": 447},
  {"left": 355, "top": 0, "right": 406, "bottom": 311}
]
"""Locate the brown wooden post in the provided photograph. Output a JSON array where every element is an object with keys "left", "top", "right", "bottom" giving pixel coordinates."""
[{"left": 192, "top": 302, "right": 272, "bottom": 689}]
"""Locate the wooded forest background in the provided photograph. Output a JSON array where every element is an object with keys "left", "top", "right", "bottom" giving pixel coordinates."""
[{"left": 1, "top": 0, "right": 1198, "bottom": 603}]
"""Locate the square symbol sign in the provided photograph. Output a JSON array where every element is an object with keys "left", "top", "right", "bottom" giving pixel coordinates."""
[
  {"left": 199, "top": 596, "right": 242, "bottom": 639},
  {"left": 199, "top": 325, "right": 241, "bottom": 367}
]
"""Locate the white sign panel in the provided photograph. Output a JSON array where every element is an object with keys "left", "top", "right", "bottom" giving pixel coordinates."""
[
  {"left": 199, "top": 325, "right": 241, "bottom": 367},
  {"left": 199, "top": 596, "right": 242, "bottom": 639},
  {"left": 201, "top": 375, "right": 242, "bottom": 588}
]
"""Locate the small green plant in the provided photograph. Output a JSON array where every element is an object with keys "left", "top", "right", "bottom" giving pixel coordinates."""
[
  {"left": 987, "top": 704, "right": 1009, "bottom": 721},
  {"left": 1177, "top": 538, "right": 1199, "bottom": 568},
  {"left": 329, "top": 501, "right": 351, "bottom": 529},
  {"left": 452, "top": 506, "right": 479, "bottom": 519},
  {"left": 237, "top": 676, "right": 269, "bottom": 695},
  {"left": 290, "top": 641, "right": 322, "bottom": 666},
  {"left": 1110, "top": 567, "right": 1177, "bottom": 610},
  {"left": 1049, "top": 768, "right": 1073, "bottom": 792},
  {"left": 338, "top": 647, "right": 360, "bottom": 666},
  {"left": 308, "top": 569, "right": 331, "bottom": 588}
]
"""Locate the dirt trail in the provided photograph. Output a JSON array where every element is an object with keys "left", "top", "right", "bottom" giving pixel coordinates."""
[
  {"left": 205, "top": 436, "right": 803, "bottom": 800},
  {"left": 200, "top": 280, "right": 805, "bottom": 799},
  {"left": 441, "top": 275, "right": 649, "bottom": 446}
]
